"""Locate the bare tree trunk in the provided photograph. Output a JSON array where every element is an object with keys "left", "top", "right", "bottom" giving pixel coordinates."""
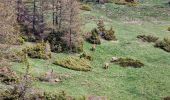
[
  {"left": 33, "top": 0, "right": 36, "bottom": 35},
  {"left": 17, "top": 0, "right": 22, "bottom": 22},
  {"left": 52, "top": 0, "right": 55, "bottom": 34}
]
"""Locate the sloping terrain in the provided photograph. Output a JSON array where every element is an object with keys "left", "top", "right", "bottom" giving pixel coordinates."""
[{"left": 6, "top": 0, "right": 170, "bottom": 99}]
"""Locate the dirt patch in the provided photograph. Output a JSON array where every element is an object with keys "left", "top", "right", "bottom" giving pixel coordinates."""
[{"left": 37, "top": 70, "right": 62, "bottom": 83}]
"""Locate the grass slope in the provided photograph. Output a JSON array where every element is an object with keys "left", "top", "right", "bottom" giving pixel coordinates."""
[{"left": 11, "top": 1, "right": 170, "bottom": 99}]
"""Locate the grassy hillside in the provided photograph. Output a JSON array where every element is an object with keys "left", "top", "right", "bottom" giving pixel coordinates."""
[{"left": 9, "top": 0, "right": 170, "bottom": 99}]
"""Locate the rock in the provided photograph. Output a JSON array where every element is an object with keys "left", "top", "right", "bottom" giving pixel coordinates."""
[
  {"left": 54, "top": 78, "right": 61, "bottom": 82},
  {"left": 48, "top": 78, "right": 61, "bottom": 83},
  {"left": 111, "top": 57, "right": 118, "bottom": 62}
]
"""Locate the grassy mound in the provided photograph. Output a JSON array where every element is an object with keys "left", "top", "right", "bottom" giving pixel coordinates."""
[
  {"left": 54, "top": 56, "right": 91, "bottom": 72},
  {"left": 114, "top": 58, "right": 144, "bottom": 68}
]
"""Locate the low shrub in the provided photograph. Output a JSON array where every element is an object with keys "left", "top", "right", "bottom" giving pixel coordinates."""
[
  {"left": 2, "top": 50, "right": 26, "bottom": 63},
  {"left": 164, "top": 96, "right": 170, "bottom": 100},
  {"left": 44, "top": 91, "right": 75, "bottom": 100},
  {"left": 16, "top": 36, "right": 25, "bottom": 45},
  {"left": 71, "top": 36, "right": 84, "bottom": 53},
  {"left": 127, "top": 2, "right": 138, "bottom": 7},
  {"left": 46, "top": 31, "right": 64, "bottom": 53},
  {"left": 22, "top": 42, "right": 51, "bottom": 59},
  {"left": 44, "top": 91, "right": 85, "bottom": 100},
  {"left": 115, "top": 0, "right": 138, "bottom": 6},
  {"left": 115, "top": 2, "right": 127, "bottom": 5},
  {"left": 80, "top": 52, "right": 93, "bottom": 61},
  {"left": 80, "top": 4, "right": 92, "bottom": 11},
  {"left": 125, "top": 0, "right": 135, "bottom": 2},
  {"left": 20, "top": 34, "right": 36, "bottom": 42},
  {"left": 0, "top": 88, "right": 77, "bottom": 100},
  {"left": 27, "top": 35, "right": 36, "bottom": 42},
  {"left": 103, "top": 27, "right": 117, "bottom": 41},
  {"left": 113, "top": 58, "right": 144, "bottom": 68},
  {"left": 155, "top": 37, "right": 170, "bottom": 52},
  {"left": 86, "top": 28, "right": 101, "bottom": 44},
  {"left": 90, "top": 44, "right": 96, "bottom": 51},
  {"left": 54, "top": 56, "right": 91, "bottom": 71},
  {"left": 0, "top": 67, "right": 18, "bottom": 85},
  {"left": 137, "top": 35, "right": 159, "bottom": 43},
  {"left": 168, "top": 27, "right": 170, "bottom": 31}
]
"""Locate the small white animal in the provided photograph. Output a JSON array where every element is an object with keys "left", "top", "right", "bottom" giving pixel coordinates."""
[{"left": 104, "top": 63, "right": 109, "bottom": 69}]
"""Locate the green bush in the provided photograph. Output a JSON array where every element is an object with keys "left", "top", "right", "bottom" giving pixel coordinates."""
[
  {"left": 103, "top": 27, "right": 117, "bottom": 41},
  {"left": 54, "top": 56, "right": 91, "bottom": 71},
  {"left": 23, "top": 42, "right": 51, "bottom": 59},
  {"left": 137, "top": 35, "right": 159, "bottom": 43},
  {"left": 20, "top": 34, "right": 36, "bottom": 42},
  {"left": 44, "top": 91, "right": 68, "bottom": 100},
  {"left": 47, "top": 31, "right": 83, "bottom": 53},
  {"left": 13, "top": 51, "right": 27, "bottom": 62},
  {"left": 155, "top": 37, "right": 170, "bottom": 52},
  {"left": 127, "top": 2, "right": 138, "bottom": 7},
  {"left": 86, "top": 28, "right": 101, "bottom": 44},
  {"left": 46, "top": 31, "right": 63, "bottom": 53},
  {"left": 80, "top": 52, "right": 93, "bottom": 61},
  {"left": 80, "top": 4, "right": 92, "bottom": 11},
  {"left": 113, "top": 58, "right": 144, "bottom": 68}
]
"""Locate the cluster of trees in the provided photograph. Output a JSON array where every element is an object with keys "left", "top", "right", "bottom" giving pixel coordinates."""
[
  {"left": 16, "top": 0, "right": 82, "bottom": 52},
  {"left": 0, "top": 0, "right": 82, "bottom": 79},
  {"left": 0, "top": 0, "right": 83, "bottom": 99}
]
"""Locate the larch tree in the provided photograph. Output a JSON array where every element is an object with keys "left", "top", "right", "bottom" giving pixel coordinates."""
[
  {"left": 62, "top": 0, "right": 81, "bottom": 52},
  {"left": 17, "top": 0, "right": 46, "bottom": 40},
  {"left": 0, "top": 0, "right": 19, "bottom": 66}
]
